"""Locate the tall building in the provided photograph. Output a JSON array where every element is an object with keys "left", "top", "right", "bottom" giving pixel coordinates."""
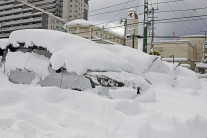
[
  {"left": 25, "top": 0, "right": 63, "bottom": 18},
  {"left": 126, "top": 8, "right": 139, "bottom": 49},
  {"left": 0, "top": 0, "right": 66, "bottom": 39},
  {"left": 25, "top": 0, "right": 89, "bottom": 21}
]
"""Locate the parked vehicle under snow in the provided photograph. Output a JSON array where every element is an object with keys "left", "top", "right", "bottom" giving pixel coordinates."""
[{"left": 1, "top": 29, "right": 171, "bottom": 95}]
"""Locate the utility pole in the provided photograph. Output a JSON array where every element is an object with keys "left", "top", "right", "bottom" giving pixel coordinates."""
[
  {"left": 124, "top": 19, "right": 127, "bottom": 46},
  {"left": 201, "top": 30, "right": 207, "bottom": 63},
  {"left": 150, "top": 7, "right": 155, "bottom": 55},
  {"left": 102, "top": 26, "right": 104, "bottom": 43},
  {"left": 143, "top": 0, "right": 148, "bottom": 53},
  {"left": 132, "top": 29, "right": 135, "bottom": 48}
]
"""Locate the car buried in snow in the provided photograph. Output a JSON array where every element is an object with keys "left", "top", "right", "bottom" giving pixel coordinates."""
[{"left": 1, "top": 29, "right": 154, "bottom": 95}]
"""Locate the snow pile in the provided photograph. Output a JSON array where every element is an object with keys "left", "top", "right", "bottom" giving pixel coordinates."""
[
  {"left": 0, "top": 39, "right": 8, "bottom": 49},
  {"left": 5, "top": 51, "right": 50, "bottom": 78},
  {"left": 174, "top": 66, "right": 201, "bottom": 90},
  {"left": 0, "top": 71, "right": 207, "bottom": 138},
  {"left": 8, "top": 29, "right": 157, "bottom": 76},
  {"left": 196, "top": 62, "right": 207, "bottom": 68},
  {"left": 9, "top": 29, "right": 97, "bottom": 54},
  {"left": 143, "top": 72, "right": 174, "bottom": 86},
  {"left": 1, "top": 29, "right": 207, "bottom": 138},
  {"left": 64, "top": 19, "right": 94, "bottom": 28}
]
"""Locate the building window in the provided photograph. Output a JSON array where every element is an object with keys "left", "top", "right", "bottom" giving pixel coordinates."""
[{"left": 70, "top": 28, "right": 77, "bottom": 33}]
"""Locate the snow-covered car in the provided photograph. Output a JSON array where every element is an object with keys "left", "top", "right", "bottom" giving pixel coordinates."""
[{"left": 1, "top": 29, "right": 162, "bottom": 95}]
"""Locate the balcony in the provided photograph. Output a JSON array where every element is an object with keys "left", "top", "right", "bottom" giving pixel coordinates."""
[
  {"left": 0, "top": 33, "right": 10, "bottom": 38},
  {"left": 0, "top": 3, "right": 24, "bottom": 11},
  {"left": 1, "top": 17, "right": 42, "bottom": 27},
  {"left": 0, "top": 12, "right": 42, "bottom": 22},
  {"left": 0, "top": 23, "right": 42, "bottom": 32},
  {"left": 0, "top": 8, "right": 33, "bottom": 16}
]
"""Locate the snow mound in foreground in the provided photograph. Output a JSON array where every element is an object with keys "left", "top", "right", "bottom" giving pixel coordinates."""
[{"left": 0, "top": 77, "right": 207, "bottom": 138}]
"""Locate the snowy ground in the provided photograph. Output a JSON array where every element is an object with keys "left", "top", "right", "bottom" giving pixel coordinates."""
[
  {"left": 1, "top": 29, "right": 207, "bottom": 138},
  {"left": 0, "top": 69, "right": 207, "bottom": 138}
]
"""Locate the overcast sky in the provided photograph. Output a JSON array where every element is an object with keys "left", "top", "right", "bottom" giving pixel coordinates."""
[{"left": 88, "top": 0, "right": 207, "bottom": 39}]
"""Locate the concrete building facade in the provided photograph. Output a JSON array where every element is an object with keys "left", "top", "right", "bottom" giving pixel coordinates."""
[
  {"left": 181, "top": 35, "right": 206, "bottom": 62},
  {"left": 64, "top": 19, "right": 125, "bottom": 45},
  {"left": 25, "top": 0, "right": 89, "bottom": 21},
  {"left": 126, "top": 8, "right": 138, "bottom": 49},
  {"left": 0, "top": 0, "right": 66, "bottom": 39},
  {"left": 148, "top": 40, "right": 196, "bottom": 69}
]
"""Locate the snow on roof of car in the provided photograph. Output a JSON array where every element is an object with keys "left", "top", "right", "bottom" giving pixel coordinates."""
[
  {"left": 0, "top": 39, "right": 9, "bottom": 49},
  {"left": 8, "top": 29, "right": 161, "bottom": 75}
]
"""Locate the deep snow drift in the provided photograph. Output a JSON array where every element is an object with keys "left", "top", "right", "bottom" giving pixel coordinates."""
[
  {"left": 0, "top": 70, "right": 207, "bottom": 138},
  {"left": 0, "top": 29, "right": 207, "bottom": 138}
]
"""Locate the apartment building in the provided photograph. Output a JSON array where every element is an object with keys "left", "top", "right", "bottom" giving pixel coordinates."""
[
  {"left": 0, "top": 0, "right": 66, "bottom": 39},
  {"left": 64, "top": 19, "right": 125, "bottom": 45},
  {"left": 25, "top": 0, "right": 89, "bottom": 21},
  {"left": 25, "top": 0, "right": 63, "bottom": 18}
]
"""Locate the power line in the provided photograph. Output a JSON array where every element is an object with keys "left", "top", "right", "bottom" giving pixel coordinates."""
[
  {"left": 194, "top": 9, "right": 207, "bottom": 28},
  {"left": 176, "top": 1, "right": 202, "bottom": 31},
  {"left": 165, "top": 0, "right": 198, "bottom": 33},
  {"left": 157, "top": 17, "right": 207, "bottom": 24},
  {"left": 89, "top": 0, "right": 136, "bottom": 13},
  {"left": 155, "top": 6, "right": 207, "bottom": 14},
  {"left": 67, "top": 14, "right": 207, "bottom": 37},
  {"left": 155, "top": 14, "right": 207, "bottom": 23},
  {"left": 87, "top": 5, "right": 207, "bottom": 27},
  {"left": 88, "top": 0, "right": 183, "bottom": 17},
  {"left": 183, "top": 2, "right": 207, "bottom": 30},
  {"left": 105, "top": 0, "right": 130, "bottom": 27}
]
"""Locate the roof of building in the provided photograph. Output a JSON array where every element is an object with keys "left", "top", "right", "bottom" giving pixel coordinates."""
[
  {"left": 64, "top": 19, "right": 93, "bottom": 27},
  {"left": 64, "top": 19, "right": 124, "bottom": 38},
  {"left": 181, "top": 35, "right": 205, "bottom": 38},
  {"left": 153, "top": 40, "right": 194, "bottom": 47},
  {"left": 162, "top": 58, "right": 190, "bottom": 62},
  {"left": 91, "top": 36, "right": 120, "bottom": 45}
]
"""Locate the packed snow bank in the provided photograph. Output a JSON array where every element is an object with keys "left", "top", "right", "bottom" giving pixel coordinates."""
[
  {"left": 173, "top": 66, "right": 201, "bottom": 89},
  {"left": 143, "top": 72, "right": 174, "bottom": 86},
  {"left": 5, "top": 51, "right": 49, "bottom": 78},
  {"left": 8, "top": 29, "right": 158, "bottom": 75},
  {"left": 0, "top": 39, "right": 8, "bottom": 49},
  {"left": 0, "top": 73, "right": 207, "bottom": 138}
]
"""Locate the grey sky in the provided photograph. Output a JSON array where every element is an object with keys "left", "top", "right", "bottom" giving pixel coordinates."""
[{"left": 88, "top": 0, "right": 207, "bottom": 39}]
